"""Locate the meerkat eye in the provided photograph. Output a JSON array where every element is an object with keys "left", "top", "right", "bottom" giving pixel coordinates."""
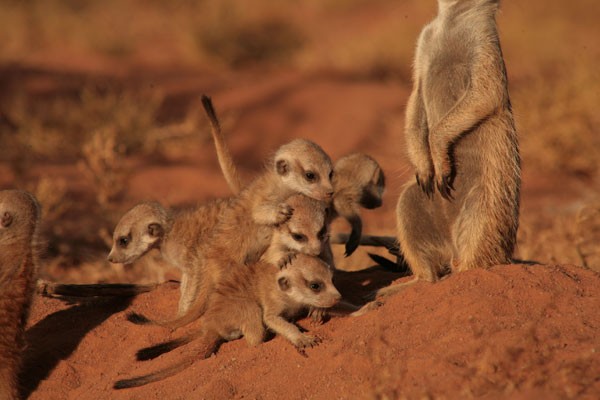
[
  {"left": 329, "top": 170, "right": 334, "bottom": 180},
  {"left": 317, "top": 226, "right": 328, "bottom": 240},
  {"left": 309, "top": 281, "right": 323, "bottom": 292},
  {"left": 291, "top": 233, "right": 307, "bottom": 242},
  {"left": 304, "top": 171, "right": 317, "bottom": 182},
  {"left": 117, "top": 236, "right": 130, "bottom": 248}
]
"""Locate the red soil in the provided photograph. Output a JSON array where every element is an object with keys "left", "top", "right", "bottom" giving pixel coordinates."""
[{"left": 22, "top": 264, "right": 600, "bottom": 399}]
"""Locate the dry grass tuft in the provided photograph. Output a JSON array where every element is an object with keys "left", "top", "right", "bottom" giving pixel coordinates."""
[{"left": 78, "top": 127, "right": 127, "bottom": 207}]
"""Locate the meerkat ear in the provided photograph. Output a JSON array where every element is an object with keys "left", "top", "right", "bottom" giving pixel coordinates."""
[
  {"left": 275, "top": 159, "right": 289, "bottom": 176},
  {"left": 277, "top": 276, "right": 290, "bottom": 291},
  {"left": 147, "top": 223, "right": 164, "bottom": 238},
  {"left": 1, "top": 212, "right": 13, "bottom": 228}
]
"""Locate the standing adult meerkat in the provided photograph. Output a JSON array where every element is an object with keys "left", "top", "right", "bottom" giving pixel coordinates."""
[
  {"left": 114, "top": 254, "right": 341, "bottom": 389},
  {"left": 0, "top": 190, "right": 40, "bottom": 400},
  {"left": 201, "top": 94, "right": 385, "bottom": 257},
  {"left": 380, "top": 0, "right": 520, "bottom": 296}
]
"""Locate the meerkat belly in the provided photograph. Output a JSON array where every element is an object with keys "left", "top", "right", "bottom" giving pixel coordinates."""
[{"left": 422, "top": 41, "right": 471, "bottom": 127}]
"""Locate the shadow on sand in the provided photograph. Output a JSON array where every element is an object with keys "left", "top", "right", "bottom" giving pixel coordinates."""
[{"left": 19, "top": 297, "right": 131, "bottom": 398}]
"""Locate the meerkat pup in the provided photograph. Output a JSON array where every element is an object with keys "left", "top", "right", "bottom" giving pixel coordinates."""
[
  {"left": 125, "top": 192, "right": 332, "bottom": 329},
  {"left": 0, "top": 190, "right": 40, "bottom": 400},
  {"left": 123, "top": 139, "right": 334, "bottom": 330},
  {"left": 379, "top": 0, "right": 520, "bottom": 296},
  {"left": 108, "top": 199, "right": 232, "bottom": 317},
  {"left": 201, "top": 96, "right": 385, "bottom": 258},
  {"left": 114, "top": 254, "right": 340, "bottom": 389},
  {"left": 330, "top": 153, "right": 385, "bottom": 257}
]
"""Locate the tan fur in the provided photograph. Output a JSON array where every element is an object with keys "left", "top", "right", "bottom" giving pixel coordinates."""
[
  {"left": 380, "top": 0, "right": 520, "bottom": 296},
  {"left": 201, "top": 95, "right": 243, "bottom": 193},
  {"left": 122, "top": 139, "right": 334, "bottom": 330},
  {"left": 108, "top": 199, "right": 232, "bottom": 317},
  {"left": 261, "top": 194, "right": 330, "bottom": 267},
  {"left": 0, "top": 190, "right": 40, "bottom": 400},
  {"left": 114, "top": 254, "right": 340, "bottom": 389},
  {"left": 330, "top": 153, "right": 385, "bottom": 257}
]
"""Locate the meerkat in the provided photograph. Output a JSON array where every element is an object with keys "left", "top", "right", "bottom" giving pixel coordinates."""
[
  {"left": 379, "top": 0, "right": 520, "bottom": 296},
  {"left": 330, "top": 153, "right": 385, "bottom": 257},
  {"left": 0, "top": 190, "right": 40, "bottom": 400},
  {"left": 108, "top": 199, "right": 232, "bottom": 317},
  {"left": 121, "top": 140, "right": 333, "bottom": 330},
  {"left": 201, "top": 97, "right": 386, "bottom": 258},
  {"left": 126, "top": 191, "right": 332, "bottom": 329},
  {"left": 114, "top": 254, "right": 341, "bottom": 389}
]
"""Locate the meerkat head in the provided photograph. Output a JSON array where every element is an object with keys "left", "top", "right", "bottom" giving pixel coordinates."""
[
  {"left": 276, "top": 254, "right": 341, "bottom": 309},
  {"left": 107, "top": 202, "right": 170, "bottom": 264},
  {"left": 0, "top": 190, "right": 40, "bottom": 245},
  {"left": 273, "top": 139, "right": 334, "bottom": 202},
  {"left": 274, "top": 194, "right": 330, "bottom": 256},
  {"left": 333, "top": 153, "right": 385, "bottom": 209}
]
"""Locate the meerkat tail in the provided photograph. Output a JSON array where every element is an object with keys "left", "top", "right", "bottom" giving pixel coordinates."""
[
  {"left": 343, "top": 215, "right": 363, "bottom": 257},
  {"left": 37, "top": 281, "right": 158, "bottom": 298},
  {"left": 114, "top": 337, "right": 221, "bottom": 389},
  {"left": 114, "top": 356, "right": 197, "bottom": 389},
  {"left": 136, "top": 330, "right": 201, "bottom": 361},
  {"left": 331, "top": 233, "right": 398, "bottom": 252},
  {"left": 200, "top": 94, "right": 243, "bottom": 194}
]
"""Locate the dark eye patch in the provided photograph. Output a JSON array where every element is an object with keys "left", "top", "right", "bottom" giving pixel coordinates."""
[
  {"left": 291, "top": 232, "right": 307, "bottom": 242},
  {"left": 117, "top": 234, "right": 131, "bottom": 248},
  {"left": 308, "top": 281, "right": 323, "bottom": 292},
  {"left": 304, "top": 171, "right": 317, "bottom": 182}
]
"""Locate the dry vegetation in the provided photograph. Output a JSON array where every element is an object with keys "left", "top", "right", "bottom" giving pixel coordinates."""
[{"left": 0, "top": 0, "right": 599, "bottom": 282}]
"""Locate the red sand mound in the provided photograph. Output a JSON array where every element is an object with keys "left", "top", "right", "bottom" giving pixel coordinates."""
[{"left": 22, "top": 263, "right": 599, "bottom": 399}]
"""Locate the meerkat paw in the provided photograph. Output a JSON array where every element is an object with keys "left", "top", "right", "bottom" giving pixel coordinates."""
[
  {"left": 350, "top": 300, "right": 383, "bottom": 317},
  {"left": 432, "top": 156, "right": 455, "bottom": 200},
  {"left": 277, "top": 252, "right": 298, "bottom": 269},
  {"left": 275, "top": 203, "right": 294, "bottom": 225},
  {"left": 415, "top": 171, "right": 435, "bottom": 199},
  {"left": 308, "top": 307, "right": 327, "bottom": 324},
  {"left": 293, "top": 333, "right": 322, "bottom": 350},
  {"left": 435, "top": 172, "right": 455, "bottom": 201}
]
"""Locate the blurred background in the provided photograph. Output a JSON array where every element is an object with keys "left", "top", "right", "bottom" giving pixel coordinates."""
[{"left": 0, "top": 0, "right": 598, "bottom": 283}]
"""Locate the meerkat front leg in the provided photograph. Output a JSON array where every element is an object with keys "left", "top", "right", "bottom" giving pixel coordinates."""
[
  {"left": 252, "top": 202, "right": 294, "bottom": 227},
  {"left": 429, "top": 53, "right": 505, "bottom": 199},
  {"left": 262, "top": 311, "right": 320, "bottom": 349},
  {"left": 405, "top": 83, "right": 434, "bottom": 198}
]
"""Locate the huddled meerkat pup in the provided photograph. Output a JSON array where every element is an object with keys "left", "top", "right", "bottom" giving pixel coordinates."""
[
  {"left": 114, "top": 254, "right": 340, "bottom": 389},
  {"left": 125, "top": 137, "right": 334, "bottom": 330},
  {"left": 108, "top": 199, "right": 231, "bottom": 317},
  {"left": 119, "top": 193, "right": 332, "bottom": 328},
  {"left": 261, "top": 193, "right": 330, "bottom": 267},
  {"left": 201, "top": 95, "right": 386, "bottom": 258},
  {"left": 330, "top": 153, "right": 385, "bottom": 257},
  {"left": 380, "top": 0, "right": 520, "bottom": 296},
  {"left": 0, "top": 190, "right": 40, "bottom": 400}
]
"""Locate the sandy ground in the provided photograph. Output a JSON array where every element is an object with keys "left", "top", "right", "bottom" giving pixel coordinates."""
[
  {"left": 22, "top": 264, "right": 600, "bottom": 399},
  {"left": 1, "top": 1, "right": 599, "bottom": 399}
]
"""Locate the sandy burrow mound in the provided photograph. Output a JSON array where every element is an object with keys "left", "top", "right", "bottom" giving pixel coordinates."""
[{"left": 21, "top": 264, "right": 599, "bottom": 400}]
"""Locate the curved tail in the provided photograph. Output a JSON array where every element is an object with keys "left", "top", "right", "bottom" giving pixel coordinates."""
[
  {"left": 114, "top": 334, "right": 221, "bottom": 389},
  {"left": 201, "top": 95, "right": 243, "bottom": 194}
]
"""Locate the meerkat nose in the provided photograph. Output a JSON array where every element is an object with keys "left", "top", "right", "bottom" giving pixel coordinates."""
[{"left": 107, "top": 253, "right": 115, "bottom": 263}]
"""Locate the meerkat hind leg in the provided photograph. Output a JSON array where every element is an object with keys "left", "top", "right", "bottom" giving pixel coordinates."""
[{"left": 377, "top": 184, "right": 452, "bottom": 298}]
